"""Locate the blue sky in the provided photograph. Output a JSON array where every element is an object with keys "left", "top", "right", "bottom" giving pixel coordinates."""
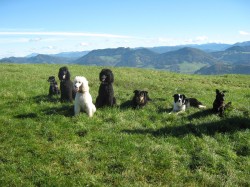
[{"left": 0, "top": 0, "right": 250, "bottom": 58}]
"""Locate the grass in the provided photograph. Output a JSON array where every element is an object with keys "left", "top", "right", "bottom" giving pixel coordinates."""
[{"left": 0, "top": 63, "right": 249, "bottom": 186}]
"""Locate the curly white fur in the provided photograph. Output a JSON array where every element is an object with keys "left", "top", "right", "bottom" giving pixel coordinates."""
[{"left": 73, "top": 76, "right": 96, "bottom": 117}]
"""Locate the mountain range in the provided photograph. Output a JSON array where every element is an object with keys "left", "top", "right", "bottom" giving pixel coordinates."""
[{"left": 1, "top": 41, "right": 250, "bottom": 75}]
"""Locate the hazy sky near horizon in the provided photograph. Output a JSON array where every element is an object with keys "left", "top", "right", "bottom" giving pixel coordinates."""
[{"left": 0, "top": 0, "right": 250, "bottom": 58}]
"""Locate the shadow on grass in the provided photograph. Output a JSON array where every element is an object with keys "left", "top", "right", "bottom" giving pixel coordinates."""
[
  {"left": 187, "top": 109, "right": 213, "bottom": 120},
  {"left": 33, "top": 94, "right": 60, "bottom": 103},
  {"left": 122, "top": 116, "right": 250, "bottom": 137},
  {"left": 157, "top": 106, "right": 172, "bottom": 113},
  {"left": 15, "top": 113, "right": 38, "bottom": 119},
  {"left": 41, "top": 105, "right": 74, "bottom": 117},
  {"left": 119, "top": 100, "right": 132, "bottom": 110}
]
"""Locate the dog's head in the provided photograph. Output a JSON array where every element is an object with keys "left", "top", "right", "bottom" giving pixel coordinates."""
[
  {"left": 215, "top": 89, "right": 226, "bottom": 103},
  {"left": 99, "top": 69, "right": 114, "bottom": 84},
  {"left": 58, "top": 66, "right": 71, "bottom": 81},
  {"left": 48, "top": 76, "right": 56, "bottom": 83},
  {"left": 173, "top": 94, "right": 186, "bottom": 107},
  {"left": 134, "top": 90, "right": 148, "bottom": 105},
  {"left": 73, "top": 76, "right": 89, "bottom": 93}
]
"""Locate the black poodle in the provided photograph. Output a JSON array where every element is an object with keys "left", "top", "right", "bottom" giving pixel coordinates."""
[
  {"left": 213, "top": 89, "right": 231, "bottom": 116},
  {"left": 132, "top": 90, "right": 151, "bottom": 109},
  {"left": 96, "top": 69, "right": 116, "bottom": 108},
  {"left": 47, "top": 76, "right": 60, "bottom": 96},
  {"left": 58, "top": 66, "right": 75, "bottom": 102}
]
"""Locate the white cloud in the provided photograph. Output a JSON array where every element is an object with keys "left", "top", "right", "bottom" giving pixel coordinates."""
[
  {"left": 0, "top": 31, "right": 132, "bottom": 38},
  {"left": 29, "top": 37, "right": 42, "bottom": 42},
  {"left": 80, "top": 42, "right": 89, "bottom": 46},
  {"left": 195, "top": 36, "right": 208, "bottom": 42},
  {"left": 239, "top": 30, "right": 250, "bottom": 35},
  {"left": 185, "top": 36, "right": 209, "bottom": 44}
]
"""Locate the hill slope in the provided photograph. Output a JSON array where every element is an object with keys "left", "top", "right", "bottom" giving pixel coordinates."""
[{"left": 1, "top": 64, "right": 249, "bottom": 186}]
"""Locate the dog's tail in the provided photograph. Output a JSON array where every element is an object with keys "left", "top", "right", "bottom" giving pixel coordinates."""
[
  {"left": 224, "top": 102, "right": 232, "bottom": 110},
  {"left": 198, "top": 105, "right": 206, "bottom": 109}
]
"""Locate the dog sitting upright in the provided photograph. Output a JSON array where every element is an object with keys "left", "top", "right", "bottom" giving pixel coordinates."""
[
  {"left": 47, "top": 76, "right": 60, "bottom": 96},
  {"left": 213, "top": 89, "right": 231, "bottom": 116},
  {"left": 73, "top": 76, "right": 96, "bottom": 117},
  {"left": 170, "top": 94, "right": 206, "bottom": 114},
  {"left": 96, "top": 69, "right": 116, "bottom": 108},
  {"left": 58, "top": 66, "right": 75, "bottom": 102},
  {"left": 132, "top": 90, "right": 151, "bottom": 109}
]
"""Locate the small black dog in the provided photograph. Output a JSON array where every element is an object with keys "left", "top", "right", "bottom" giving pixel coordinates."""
[
  {"left": 96, "top": 69, "right": 116, "bottom": 108},
  {"left": 58, "top": 66, "right": 75, "bottom": 102},
  {"left": 213, "top": 89, "right": 231, "bottom": 116},
  {"left": 132, "top": 90, "right": 151, "bottom": 109},
  {"left": 47, "top": 76, "right": 60, "bottom": 96}
]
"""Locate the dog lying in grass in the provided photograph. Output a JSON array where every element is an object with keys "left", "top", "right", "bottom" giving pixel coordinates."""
[
  {"left": 47, "top": 76, "right": 60, "bottom": 96},
  {"left": 73, "top": 76, "right": 96, "bottom": 117},
  {"left": 132, "top": 90, "right": 151, "bottom": 109},
  {"left": 213, "top": 89, "right": 232, "bottom": 117},
  {"left": 169, "top": 94, "right": 206, "bottom": 114}
]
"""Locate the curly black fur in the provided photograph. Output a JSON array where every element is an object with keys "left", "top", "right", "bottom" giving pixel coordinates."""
[
  {"left": 132, "top": 90, "right": 151, "bottom": 109},
  {"left": 213, "top": 89, "right": 231, "bottom": 116},
  {"left": 96, "top": 69, "right": 116, "bottom": 108},
  {"left": 58, "top": 66, "right": 75, "bottom": 102},
  {"left": 48, "top": 76, "right": 60, "bottom": 96}
]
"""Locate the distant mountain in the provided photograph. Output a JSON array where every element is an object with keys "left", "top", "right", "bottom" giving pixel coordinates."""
[
  {"left": 0, "top": 57, "right": 27, "bottom": 63},
  {"left": 26, "top": 53, "right": 40, "bottom": 57},
  {"left": 156, "top": 47, "right": 218, "bottom": 65},
  {"left": 233, "top": 41, "right": 250, "bottom": 47},
  {"left": 0, "top": 54, "right": 73, "bottom": 64},
  {"left": 52, "top": 51, "right": 89, "bottom": 59},
  {"left": 152, "top": 47, "right": 219, "bottom": 73},
  {"left": 149, "top": 43, "right": 231, "bottom": 54},
  {"left": 75, "top": 47, "right": 220, "bottom": 73},
  {"left": 28, "top": 54, "right": 73, "bottom": 64},
  {"left": 1, "top": 40, "right": 250, "bottom": 75},
  {"left": 210, "top": 46, "right": 250, "bottom": 65},
  {"left": 75, "top": 47, "right": 132, "bottom": 66},
  {"left": 116, "top": 48, "right": 157, "bottom": 68},
  {"left": 195, "top": 63, "right": 250, "bottom": 75}
]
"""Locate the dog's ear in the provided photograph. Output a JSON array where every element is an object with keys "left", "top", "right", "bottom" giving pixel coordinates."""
[
  {"left": 134, "top": 90, "right": 139, "bottom": 94},
  {"left": 182, "top": 94, "right": 186, "bottom": 99},
  {"left": 222, "top": 90, "right": 227, "bottom": 93},
  {"left": 66, "top": 70, "right": 71, "bottom": 80},
  {"left": 216, "top": 89, "right": 220, "bottom": 94},
  {"left": 81, "top": 79, "right": 89, "bottom": 92}
]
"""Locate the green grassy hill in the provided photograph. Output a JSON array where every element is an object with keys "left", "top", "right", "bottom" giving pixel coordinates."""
[{"left": 0, "top": 64, "right": 249, "bottom": 186}]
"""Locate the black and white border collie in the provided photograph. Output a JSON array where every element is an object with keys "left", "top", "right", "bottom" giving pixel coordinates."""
[{"left": 170, "top": 94, "right": 206, "bottom": 114}]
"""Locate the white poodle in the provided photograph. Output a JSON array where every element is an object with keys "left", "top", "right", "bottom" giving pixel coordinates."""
[{"left": 73, "top": 76, "right": 96, "bottom": 117}]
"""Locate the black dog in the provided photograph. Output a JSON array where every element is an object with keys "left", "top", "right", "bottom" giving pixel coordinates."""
[
  {"left": 213, "top": 89, "right": 231, "bottom": 116},
  {"left": 58, "top": 66, "right": 75, "bottom": 102},
  {"left": 96, "top": 69, "right": 116, "bottom": 108},
  {"left": 47, "top": 76, "right": 60, "bottom": 96},
  {"left": 132, "top": 90, "right": 151, "bottom": 109}
]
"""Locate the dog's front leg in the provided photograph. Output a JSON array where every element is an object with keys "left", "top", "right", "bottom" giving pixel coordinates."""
[
  {"left": 74, "top": 104, "right": 81, "bottom": 116},
  {"left": 85, "top": 103, "right": 95, "bottom": 117}
]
